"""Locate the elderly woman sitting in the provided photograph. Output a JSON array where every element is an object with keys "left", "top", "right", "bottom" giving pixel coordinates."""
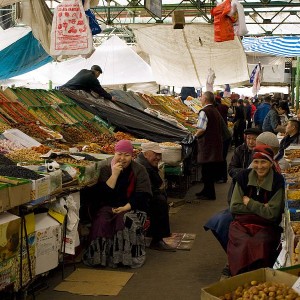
[
  {"left": 83, "top": 140, "right": 152, "bottom": 268},
  {"left": 227, "top": 145, "right": 285, "bottom": 276}
]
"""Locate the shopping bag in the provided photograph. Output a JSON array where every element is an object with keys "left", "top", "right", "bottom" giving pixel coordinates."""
[
  {"left": 85, "top": 9, "right": 102, "bottom": 35},
  {"left": 50, "top": 0, "right": 93, "bottom": 56}
]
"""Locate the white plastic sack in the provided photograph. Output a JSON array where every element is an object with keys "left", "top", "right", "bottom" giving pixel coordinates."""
[
  {"left": 206, "top": 68, "right": 215, "bottom": 92},
  {"left": 50, "top": 0, "right": 94, "bottom": 57},
  {"left": 231, "top": 0, "right": 248, "bottom": 36}
]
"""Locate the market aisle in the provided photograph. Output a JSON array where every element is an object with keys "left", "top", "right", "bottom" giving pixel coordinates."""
[{"left": 35, "top": 180, "right": 231, "bottom": 300}]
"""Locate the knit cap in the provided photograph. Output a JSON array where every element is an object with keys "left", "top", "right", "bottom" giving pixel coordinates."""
[
  {"left": 256, "top": 132, "right": 279, "bottom": 148},
  {"left": 114, "top": 140, "right": 133, "bottom": 154}
]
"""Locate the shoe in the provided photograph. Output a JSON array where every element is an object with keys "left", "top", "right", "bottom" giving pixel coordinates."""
[
  {"left": 216, "top": 179, "right": 227, "bottom": 184},
  {"left": 150, "top": 240, "right": 176, "bottom": 252},
  {"left": 196, "top": 194, "right": 216, "bottom": 200}
]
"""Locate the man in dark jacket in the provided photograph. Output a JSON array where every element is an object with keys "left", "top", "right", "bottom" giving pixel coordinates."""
[
  {"left": 253, "top": 95, "right": 271, "bottom": 130},
  {"left": 228, "top": 127, "right": 262, "bottom": 202},
  {"left": 135, "top": 142, "right": 175, "bottom": 252},
  {"left": 194, "top": 91, "right": 223, "bottom": 200},
  {"left": 61, "top": 65, "right": 113, "bottom": 100}
]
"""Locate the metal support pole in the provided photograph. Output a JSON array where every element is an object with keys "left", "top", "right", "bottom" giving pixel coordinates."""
[{"left": 296, "top": 57, "right": 300, "bottom": 111}]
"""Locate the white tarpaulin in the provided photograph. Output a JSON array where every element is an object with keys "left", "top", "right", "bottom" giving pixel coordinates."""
[
  {"left": 0, "top": 26, "right": 31, "bottom": 50},
  {"left": 131, "top": 24, "right": 249, "bottom": 87},
  {"left": 1, "top": 35, "right": 154, "bottom": 88}
]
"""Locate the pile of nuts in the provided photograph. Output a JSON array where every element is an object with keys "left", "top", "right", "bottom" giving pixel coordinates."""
[
  {"left": 5, "top": 148, "right": 42, "bottom": 162},
  {"left": 219, "top": 281, "right": 300, "bottom": 300}
]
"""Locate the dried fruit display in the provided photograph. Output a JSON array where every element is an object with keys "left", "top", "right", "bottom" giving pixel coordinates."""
[
  {"left": 0, "top": 139, "right": 24, "bottom": 152},
  {"left": 291, "top": 222, "right": 300, "bottom": 235},
  {"left": 0, "top": 154, "right": 15, "bottom": 165},
  {"left": 58, "top": 124, "right": 93, "bottom": 143},
  {"left": 284, "top": 166, "right": 300, "bottom": 174},
  {"left": 287, "top": 190, "right": 300, "bottom": 200},
  {"left": 285, "top": 149, "right": 300, "bottom": 159},
  {"left": 13, "top": 123, "right": 52, "bottom": 141},
  {"left": 160, "top": 142, "right": 181, "bottom": 147},
  {"left": 55, "top": 156, "right": 93, "bottom": 166},
  {"left": 31, "top": 145, "right": 51, "bottom": 154},
  {"left": 219, "top": 281, "right": 300, "bottom": 300},
  {"left": 0, "top": 165, "right": 43, "bottom": 180},
  {"left": 5, "top": 148, "right": 42, "bottom": 162},
  {"left": 0, "top": 122, "right": 11, "bottom": 132},
  {"left": 90, "top": 133, "right": 117, "bottom": 145},
  {"left": 114, "top": 131, "right": 135, "bottom": 141}
]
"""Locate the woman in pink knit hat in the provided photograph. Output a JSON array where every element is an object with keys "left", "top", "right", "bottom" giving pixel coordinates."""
[
  {"left": 227, "top": 145, "right": 285, "bottom": 276},
  {"left": 83, "top": 140, "right": 152, "bottom": 268}
]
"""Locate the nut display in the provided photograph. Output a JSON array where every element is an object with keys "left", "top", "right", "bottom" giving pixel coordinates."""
[
  {"left": 285, "top": 149, "right": 300, "bottom": 159},
  {"left": 292, "top": 222, "right": 300, "bottom": 235},
  {"left": 287, "top": 190, "right": 300, "bottom": 200},
  {"left": 5, "top": 148, "right": 42, "bottom": 162},
  {"left": 219, "top": 281, "right": 300, "bottom": 300}
]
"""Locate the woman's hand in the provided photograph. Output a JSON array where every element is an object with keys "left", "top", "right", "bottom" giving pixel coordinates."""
[
  {"left": 243, "top": 196, "right": 250, "bottom": 206},
  {"left": 112, "top": 203, "right": 131, "bottom": 214},
  {"left": 111, "top": 162, "right": 123, "bottom": 177}
]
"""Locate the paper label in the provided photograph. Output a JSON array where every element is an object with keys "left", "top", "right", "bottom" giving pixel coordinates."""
[{"left": 292, "top": 278, "right": 300, "bottom": 294}]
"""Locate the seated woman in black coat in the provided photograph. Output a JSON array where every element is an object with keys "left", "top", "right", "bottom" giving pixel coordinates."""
[
  {"left": 83, "top": 140, "right": 152, "bottom": 268},
  {"left": 227, "top": 145, "right": 285, "bottom": 276}
]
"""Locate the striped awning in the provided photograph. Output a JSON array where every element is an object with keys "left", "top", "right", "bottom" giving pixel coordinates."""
[{"left": 242, "top": 36, "right": 300, "bottom": 57}]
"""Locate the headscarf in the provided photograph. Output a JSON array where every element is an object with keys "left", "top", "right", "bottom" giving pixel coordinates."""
[{"left": 252, "top": 144, "right": 281, "bottom": 173}]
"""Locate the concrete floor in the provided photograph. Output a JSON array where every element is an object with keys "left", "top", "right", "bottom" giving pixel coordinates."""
[{"left": 32, "top": 178, "right": 231, "bottom": 300}]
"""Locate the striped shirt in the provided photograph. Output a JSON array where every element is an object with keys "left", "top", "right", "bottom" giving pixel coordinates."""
[{"left": 196, "top": 104, "right": 213, "bottom": 130}]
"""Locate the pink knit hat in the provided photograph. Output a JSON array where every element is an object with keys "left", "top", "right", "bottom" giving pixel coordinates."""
[{"left": 114, "top": 139, "right": 133, "bottom": 154}]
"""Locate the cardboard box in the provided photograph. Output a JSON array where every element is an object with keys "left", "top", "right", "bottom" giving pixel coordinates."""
[
  {"left": 0, "top": 257, "right": 17, "bottom": 290},
  {"left": 14, "top": 213, "right": 36, "bottom": 291},
  {"left": 0, "top": 183, "right": 10, "bottom": 213},
  {"left": 0, "top": 212, "right": 20, "bottom": 262},
  {"left": 35, "top": 213, "right": 61, "bottom": 275},
  {"left": 201, "top": 268, "right": 299, "bottom": 300},
  {"left": 280, "top": 264, "right": 300, "bottom": 277},
  {"left": 8, "top": 178, "right": 32, "bottom": 209},
  {"left": 286, "top": 221, "right": 300, "bottom": 266},
  {"left": 0, "top": 177, "right": 32, "bottom": 210},
  {"left": 40, "top": 170, "right": 62, "bottom": 195},
  {"left": 69, "top": 162, "right": 98, "bottom": 185},
  {"left": 30, "top": 175, "right": 51, "bottom": 203}
]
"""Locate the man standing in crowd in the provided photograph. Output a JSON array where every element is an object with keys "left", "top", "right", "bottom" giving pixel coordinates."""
[
  {"left": 135, "top": 142, "right": 176, "bottom": 252},
  {"left": 61, "top": 65, "right": 114, "bottom": 101},
  {"left": 228, "top": 128, "right": 262, "bottom": 202},
  {"left": 194, "top": 91, "right": 223, "bottom": 200},
  {"left": 253, "top": 95, "right": 272, "bottom": 130}
]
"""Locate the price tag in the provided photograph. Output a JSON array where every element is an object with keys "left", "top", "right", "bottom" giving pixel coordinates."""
[
  {"left": 292, "top": 277, "right": 300, "bottom": 294},
  {"left": 273, "top": 243, "right": 288, "bottom": 269}
]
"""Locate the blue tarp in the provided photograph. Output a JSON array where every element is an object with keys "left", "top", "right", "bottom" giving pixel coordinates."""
[
  {"left": 243, "top": 36, "right": 300, "bottom": 57},
  {"left": 0, "top": 31, "right": 52, "bottom": 80}
]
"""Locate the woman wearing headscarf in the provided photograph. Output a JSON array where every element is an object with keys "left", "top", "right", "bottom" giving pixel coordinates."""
[
  {"left": 83, "top": 140, "right": 152, "bottom": 268},
  {"left": 227, "top": 145, "right": 285, "bottom": 276}
]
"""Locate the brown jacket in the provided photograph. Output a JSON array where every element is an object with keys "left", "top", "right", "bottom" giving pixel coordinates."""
[{"left": 196, "top": 105, "right": 223, "bottom": 163}]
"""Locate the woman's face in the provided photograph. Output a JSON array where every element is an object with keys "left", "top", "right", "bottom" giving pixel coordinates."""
[
  {"left": 114, "top": 152, "right": 132, "bottom": 169},
  {"left": 252, "top": 159, "right": 272, "bottom": 178}
]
